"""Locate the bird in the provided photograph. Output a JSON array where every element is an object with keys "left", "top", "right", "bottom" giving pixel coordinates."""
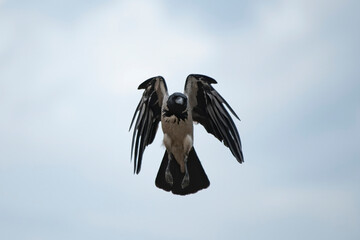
[{"left": 129, "top": 74, "right": 243, "bottom": 195}]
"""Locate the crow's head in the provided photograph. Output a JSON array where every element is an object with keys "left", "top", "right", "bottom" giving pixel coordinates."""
[{"left": 165, "top": 92, "right": 188, "bottom": 120}]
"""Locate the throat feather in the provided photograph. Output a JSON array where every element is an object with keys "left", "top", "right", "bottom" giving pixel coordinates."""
[{"left": 163, "top": 109, "right": 188, "bottom": 124}]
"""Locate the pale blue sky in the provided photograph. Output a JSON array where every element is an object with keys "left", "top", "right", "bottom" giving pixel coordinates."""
[{"left": 0, "top": 0, "right": 359, "bottom": 239}]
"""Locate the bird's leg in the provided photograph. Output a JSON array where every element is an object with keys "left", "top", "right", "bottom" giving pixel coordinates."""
[
  {"left": 181, "top": 154, "right": 190, "bottom": 189},
  {"left": 165, "top": 151, "right": 173, "bottom": 186}
]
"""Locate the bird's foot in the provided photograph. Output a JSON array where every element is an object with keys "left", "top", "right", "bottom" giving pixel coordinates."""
[
  {"left": 165, "top": 169, "right": 173, "bottom": 186},
  {"left": 181, "top": 174, "right": 190, "bottom": 189}
]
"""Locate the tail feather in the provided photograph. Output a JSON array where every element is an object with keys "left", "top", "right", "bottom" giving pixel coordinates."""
[{"left": 155, "top": 147, "right": 210, "bottom": 195}]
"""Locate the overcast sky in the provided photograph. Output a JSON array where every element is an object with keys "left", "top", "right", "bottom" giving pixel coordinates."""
[{"left": 1, "top": 0, "right": 359, "bottom": 239}]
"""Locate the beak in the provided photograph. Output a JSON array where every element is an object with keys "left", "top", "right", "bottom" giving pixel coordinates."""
[{"left": 175, "top": 97, "right": 184, "bottom": 105}]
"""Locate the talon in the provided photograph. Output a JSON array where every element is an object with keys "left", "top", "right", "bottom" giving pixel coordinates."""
[
  {"left": 181, "top": 174, "right": 190, "bottom": 189},
  {"left": 165, "top": 170, "right": 173, "bottom": 186}
]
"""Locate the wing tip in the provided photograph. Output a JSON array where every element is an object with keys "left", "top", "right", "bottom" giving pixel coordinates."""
[
  {"left": 238, "top": 153, "right": 244, "bottom": 164},
  {"left": 188, "top": 74, "right": 217, "bottom": 84},
  {"left": 233, "top": 112, "right": 241, "bottom": 121},
  {"left": 138, "top": 76, "right": 165, "bottom": 89}
]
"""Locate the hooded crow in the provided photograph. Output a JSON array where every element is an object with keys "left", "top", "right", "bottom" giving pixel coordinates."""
[{"left": 129, "top": 74, "right": 243, "bottom": 195}]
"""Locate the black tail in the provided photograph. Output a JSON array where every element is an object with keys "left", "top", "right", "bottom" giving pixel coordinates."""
[{"left": 155, "top": 147, "right": 210, "bottom": 195}]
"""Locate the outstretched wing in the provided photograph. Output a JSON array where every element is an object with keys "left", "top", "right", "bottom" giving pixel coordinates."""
[
  {"left": 184, "top": 74, "right": 244, "bottom": 163},
  {"left": 129, "top": 76, "right": 168, "bottom": 174}
]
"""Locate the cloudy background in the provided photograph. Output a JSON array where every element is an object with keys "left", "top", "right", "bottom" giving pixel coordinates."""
[{"left": 1, "top": 0, "right": 359, "bottom": 239}]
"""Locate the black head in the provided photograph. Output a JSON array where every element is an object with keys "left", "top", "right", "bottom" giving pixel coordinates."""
[{"left": 164, "top": 92, "right": 188, "bottom": 120}]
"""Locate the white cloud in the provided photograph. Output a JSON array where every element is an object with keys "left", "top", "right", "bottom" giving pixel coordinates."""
[
  {"left": 70, "top": 0, "right": 216, "bottom": 94},
  {"left": 0, "top": 0, "right": 216, "bottom": 100},
  {"left": 206, "top": 0, "right": 357, "bottom": 133}
]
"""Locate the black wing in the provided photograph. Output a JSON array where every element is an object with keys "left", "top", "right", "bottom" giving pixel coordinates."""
[
  {"left": 184, "top": 74, "right": 243, "bottom": 163},
  {"left": 129, "top": 76, "right": 168, "bottom": 174}
]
